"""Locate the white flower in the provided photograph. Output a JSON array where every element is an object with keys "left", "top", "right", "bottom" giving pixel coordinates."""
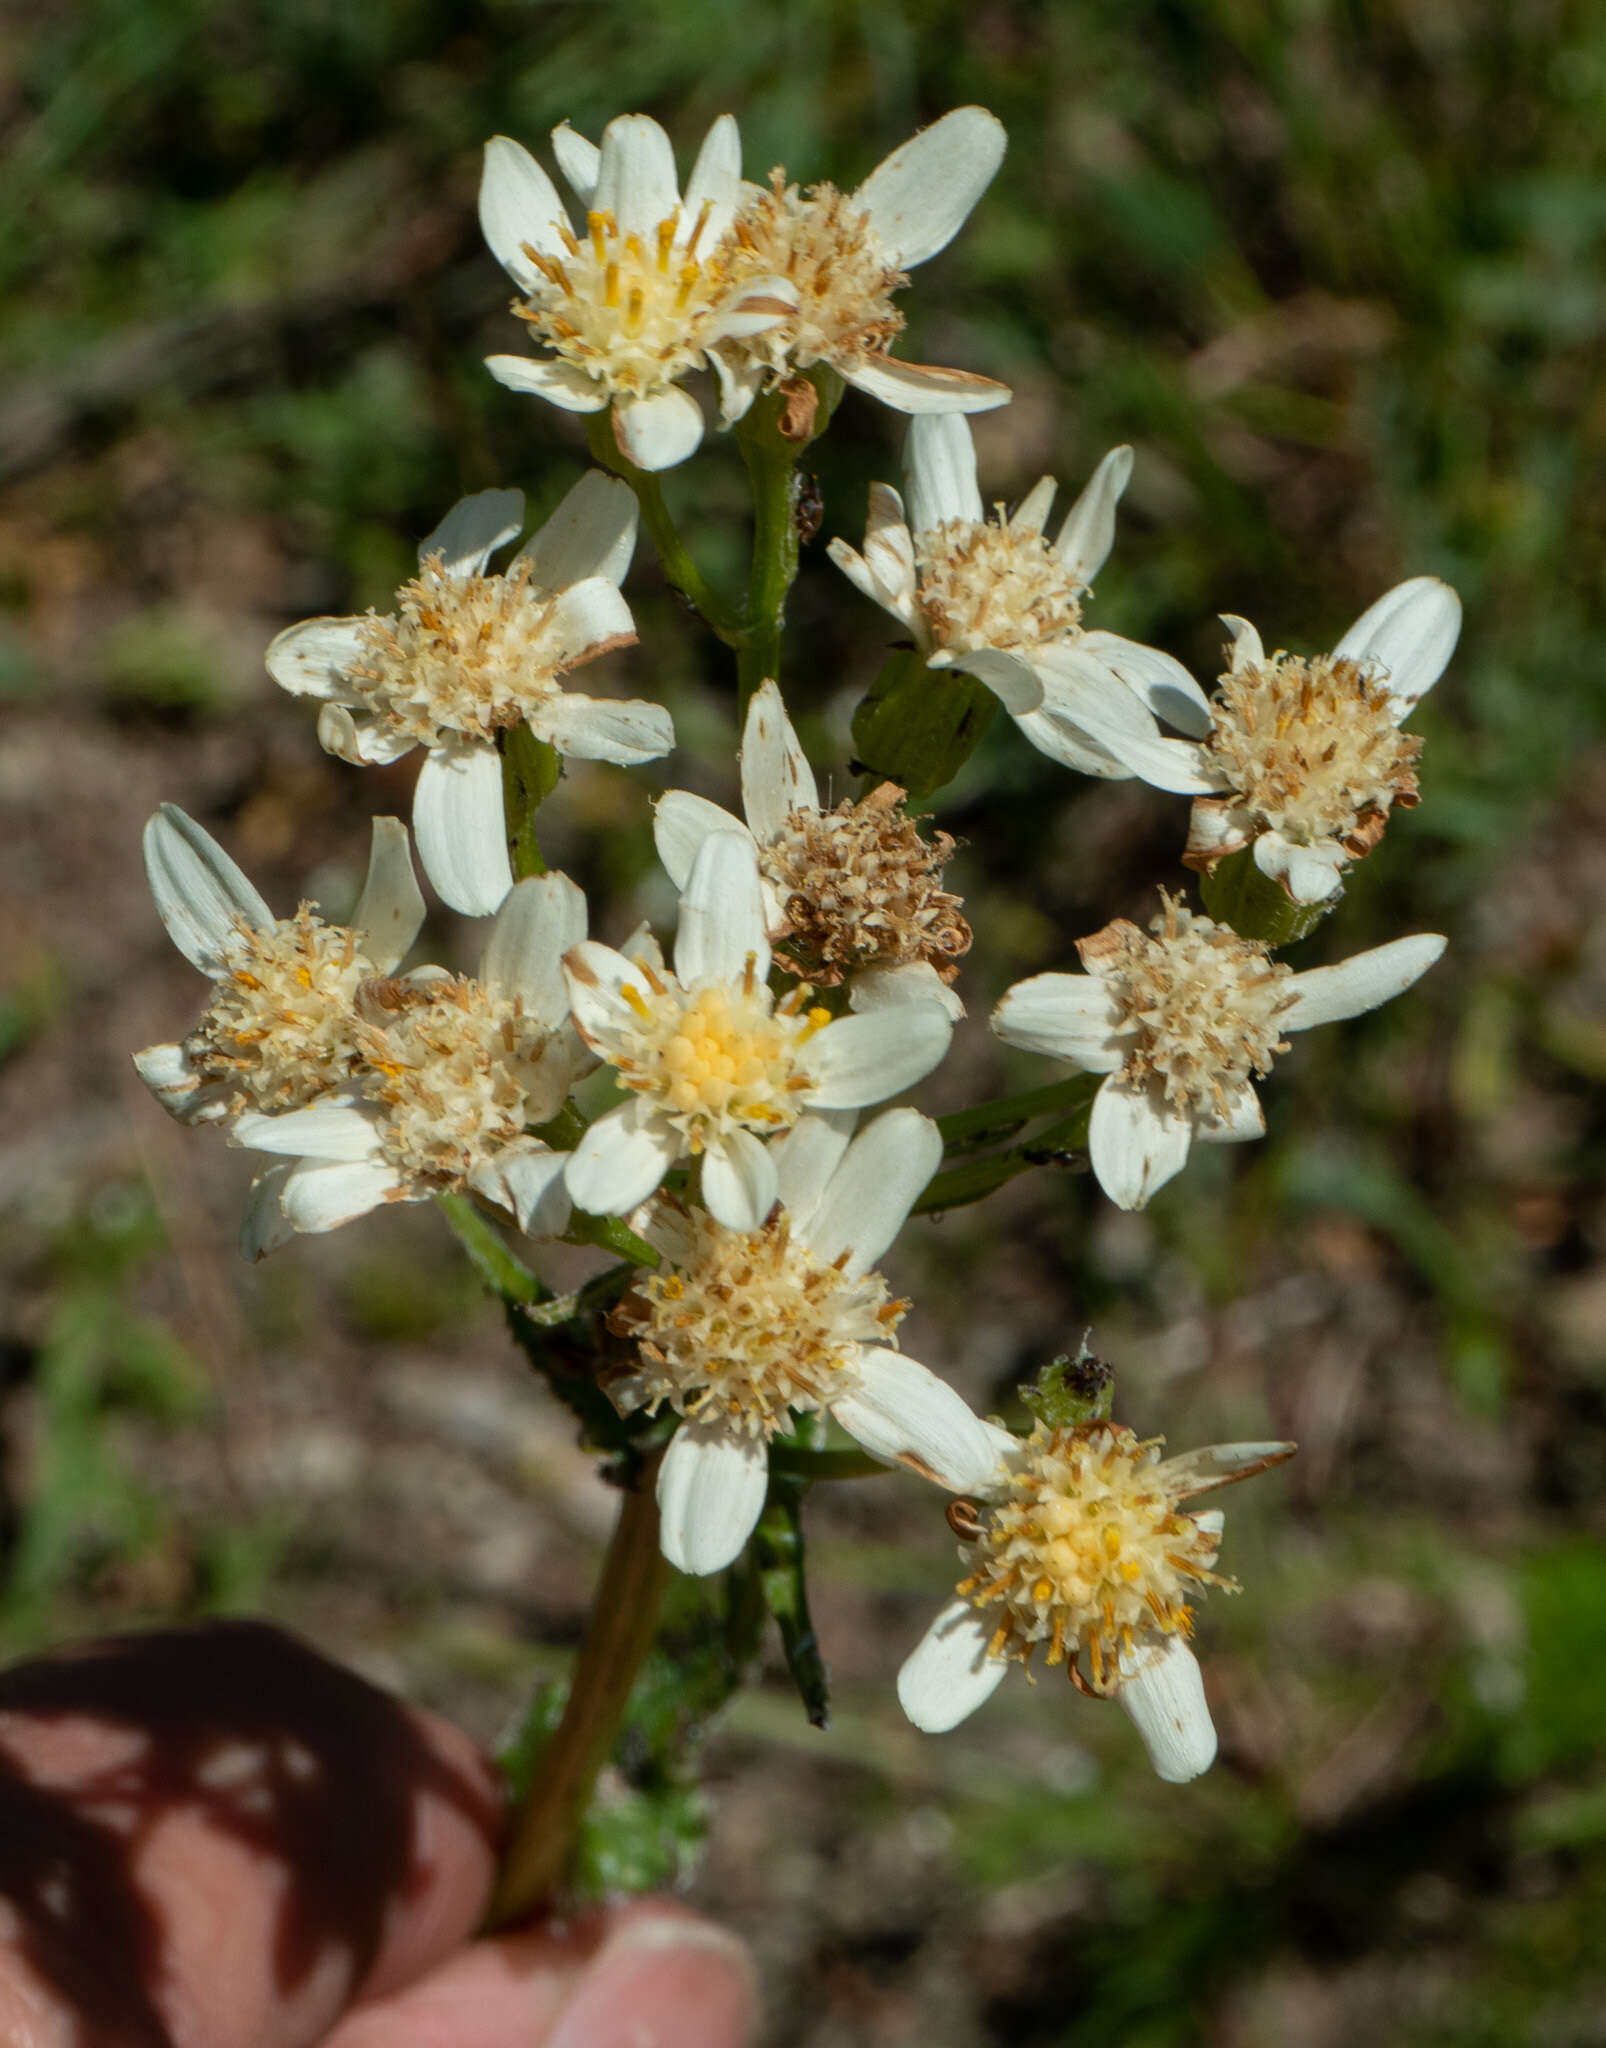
[
  {"left": 478, "top": 114, "right": 798, "bottom": 471},
  {"left": 829, "top": 414, "right": 1212, "bottom": 776},
  {"left": 133, "top": 804, "right": 424, "bottom": 1127},
  {"left": 898, "top": 1423, "right": 1294, "bottom": 1782},
  {"left": 266, "top": 474, "right": 666, "bottom": 917},
  {"left": 613, "top": 1108, "right": 1003, "bottom": 1574},
  {"left": 229, "top": 873, "right": 591, "bottom": 1248},
  {"left": 992, "top": 893, "right": 1446, "bottom": 1210},
  {"left": 1178, "top": 580, "right": 1463, "bottom": 903},
  {"left": 561, "top": 831, "right": 954, "bottom": 1233},
  {"left": 653, "top": 680, "right": 969, "bottom": 1019},
  {"left": 715, "top": 108, "right": 1011, "bottom": 424}
]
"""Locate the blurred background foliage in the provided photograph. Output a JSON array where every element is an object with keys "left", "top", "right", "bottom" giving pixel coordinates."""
[{"left": 3, "top": 0, "right": 1606, "bottom": 2040}]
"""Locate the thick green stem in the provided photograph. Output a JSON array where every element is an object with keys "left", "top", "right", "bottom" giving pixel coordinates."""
[
  {"left": 914, "top": 1108, "right": 1092, "bottom": 1216},
  {"left": 936, "top": 1073, "right": 1101, "bottom": 1150},
  {"left": 735, "top": 392, "right": 803, "bottom": 710},
  {"left": 584, "top": 413, "right": 744, "bottom": 644},
  {"left": 439, "top": 1192, "right": 549, "bottom": 1305},
  {"left": 489, "top": 1467, "right": 669, "bottom": 1924}
]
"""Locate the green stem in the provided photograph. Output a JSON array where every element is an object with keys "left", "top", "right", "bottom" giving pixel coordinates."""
[
  {"left": 735, "top": 391, "right": 803, "bottom": 711},
  {"left": 488, "top": 1465, "right": 669, "bottom": 1924},
  {"left": 439, "top": 1193, "right": 549, "bottom": 1305},
  {"left": 585, "top": 413, "right": 744, "bottom": 644},
  {"left": 936, "top": 1073, "right": 1101, "bottom": 1149},
  {"left": 914, "top": 1108, "right": 1092, "bottom": 1216},
  {"left": 563, "top": 1209, "right": 660, "bottom": 1267}
]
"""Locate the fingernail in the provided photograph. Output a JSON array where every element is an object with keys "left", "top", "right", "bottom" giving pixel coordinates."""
[{"left": 546, "top": 1913, "right": 757, "bottom": 2048}]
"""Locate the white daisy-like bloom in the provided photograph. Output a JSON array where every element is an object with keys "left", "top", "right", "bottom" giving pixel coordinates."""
[
  {"left": 653, "top": 680, "right": 969, "bottom": 1020},
  {"left": 133, "top": 804, "right": 425, "bottom": 1129},
  {"left": 714, "top": 108, "right": 1011, "bottom": 424},
  {"left": 477, "top": 113, "right": 798, "bottom": 471},
  {"left": 265, "top": 474, "right": 665, "bottom": 918},
  {"left": 992, "top": 892, "right": 1447, "bottom": 1210},
  {"left": 828, "top": 413, "right": 1213, "bottom": 778},
  {"left": 228, "top": 873, "right": 591, "bottom": 1249},
  {"left": 561, "top": 831, "right": 954, "bottom": 1233},
  {"left": 898, "top": 1423, "right": 1294, "bottom": 1783},
  {"left": 1177, "top": 580, "right": 1463, "bottom": 904},
  {"left": 610, "top": 1107, "right": 1003, "bottom": 1575}
]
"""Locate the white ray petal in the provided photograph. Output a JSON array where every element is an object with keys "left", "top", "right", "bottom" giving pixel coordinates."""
[
  {"left": 412, "top": 744, "right": 513, "bottom": 918},
  {"left": 683, "top": 113, "right": 742, "bottom": 243},
  {"left": 904, "top": 413, "right": 983, "bottom": 534},
  {"left": 835, "top": 1348, "right": 1004, "bottom": 1493},
  {"left": 486, "top": 354, "right": 608, "bottom": 411},
  {"left": 1088, "top": 1076, "right": 1193, "bottom": 1210},
  {"left": 1280, "top": 933, "right": 1446, "bottom": 1032},
  {"left": 656, "top": 1423, "right": 769, "bottom": 1576},
  {"left": 1078, "top": 631, "right": 1213, "bottom": 738},
  {"left": 565, "top": 1103, "right": 680, "bottom": 1217},
  {"left": 143, "top": 804, "right": 273, "bottom": 976},
  {"left": 847, "top": 960, "right": 965, "bottom": 1022},
  {"left": 991, "top": 973, "right": 1121, "bottom": 1068},
  {"left": 1194, "top": 1080, "right": 1266, "bottom": 1145},
  {"left": 469, "top": 1140, "right": 572, "bottom": 1237},
  {"left": 516, "top": 470, "right": 638, "bottom": 591},
  {"left": 1334, "top": 574, "right": 1462, "bottom": 712},
  {"left": 1011, "top": 475, "right": 1058, "bottom": 535},
  {"left": 481, "top": 871, "right": 588, "bottom": 1024},
  {"left": 131, "top": 1041, "right": 222, "bottom": 1125},
  {"left": 1010, "top": 705, "right": 1135, "bottom": 779},
  {"left": 231, "top": 1094, "right": 379, "bottom": 1162},
  {"left": 562, "top": 939, "right": 654, "bottom": 1041},
  {"left": 710, "top": 348, "right": 767, "bottom": 425},
  {"left": 418, "top": 489, "right": 524, "bottom": 578},
  {"left": 594, "top": 114, "right": 681, "bottom": 240},
  {"left": 803, "top": 1003, "right": 952, "bottom": 1108},
  {"left": 535, "top": 693, "right": 673, "bottom": 767},
  {"left": 263, "top": 617, "right": 365, "bottom": 701},
  {"left": 1252, "top": 831, "right": 1346, "bottom": 904},
  {"left": 280, "top": 1157, "right": 408, "bottom": 1234},
  {"left": 549, "top": 121, "right": 600, "bottom": 207},
  {"left": 612, "top": 385, "right": 705, "bottom": 471},
  {"left": 240, "top": 1164, "right": 296, "bottom": 1262},
  {"left": 801, "top": 1108, "right": 941, "bottom": 1277},
  {"left": 930, "top": 644, "right": 1044, "bottom": 716},
  {"left": 351, "top": 817, "right": 425, "bottom": 974},
  {"left": 316, "top": 704, "right": 417, "bottom": 767},
  {"left": 897, "top": 1601, "right": 1008, "bottom": 1733},
  {"left": 479, "top": 136, "right": 572, "bottom": 289},
  {"left": 653, "top": 791, "right": 748, "bottom": 891},
  {"left": 842, "top": 355, "right": 1011, "bottom": 415},
  {"left": 700, "top": 1128, "right": 779, "bottom": 1233},
  {"left": 709, "top": 272, "right": 798, "bottom": 341},
  {"left": 1118, "top": 1637, "right": 1217, "bottom": 1783},
  {"left": 674, "top": 832, "right": 769, "bottom": 987},
  {"left": 1053, "top": 445, "right": 1132, "bottom": 589},
  {"left": 860, "top": 483, "right": 919, "bottom": 620},
  {"left": 769, "top": 1109, "right": 857, "bottom": 1230},
  {"left": 1155, "top": 1441, "right": 1296, "bottom": 1500},
  {"left": 854, "top": 107, "right": 1007, "bottom": 268},
  {"left": 1219, "top": 613, "right": 1264, "bottom": 673},
  {"left": 740, "top": 680, "right": 817, "bottom": 844}
]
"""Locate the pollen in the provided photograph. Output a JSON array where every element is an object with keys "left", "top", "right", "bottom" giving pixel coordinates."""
[
  {"left": 1198, "top": 651, "right": 1421, "bottom": 857},
  {"left": 760, "top": 782, "right": 971, "bottom": 986},
  {"left": 916, "top": 516, "right": 1085, "bottom": 658},
  {"left": 186, "top": 910, "right": 368, "bottom": 1114},
  {"left": 585, "top": 972, "right": 828, "bottom": 1145},
  {"left": 342, "top": 553, "right": 601, "bottom": 749},
  {"left": 608, "top": 1206, "right": 906, "bottom": 1438},
  {"left": 357, "top": 976, "right": 562, "bottom": 1185},
  {"left": 724, "top": 170, "right": 907, "bottom": 379},
  {"left": 1081, "top": 894, "right": 1294, "bottom": 1120},
  {"left": 959, "top": 1422, "right": 1233, "bottom": 1693}
]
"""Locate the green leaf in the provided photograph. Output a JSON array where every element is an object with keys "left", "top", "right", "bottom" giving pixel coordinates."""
[
  {"left": 500, "top": 724, "right": 561, "bottom": 881},
  {"left": 851, "top": 648, "right": 998, "bottom": 802},
  {"left": 753, "top": 1475, "right": 831, "bottom": 1728},
  {"left": 1199, "top": 847, "right": 1334, "bottom": 948}
]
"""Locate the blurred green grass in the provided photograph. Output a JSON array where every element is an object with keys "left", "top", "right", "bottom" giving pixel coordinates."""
[{"left": 3, "top": 1, "right": 1606, "bottom": 2041}]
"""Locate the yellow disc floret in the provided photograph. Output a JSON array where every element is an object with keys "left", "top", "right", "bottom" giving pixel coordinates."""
[
  {"left": 726, "top": 172, "right": 907, "bottom": 378},
  {"left": 960, "top": 1422, "right": 1232, "bottom": 1694},
  {"left": 610, "top": 1207, "right": 906, "bottom": 1438},
  {"left": 186, "top": 910, "right": 368, "bottom": 1114}
]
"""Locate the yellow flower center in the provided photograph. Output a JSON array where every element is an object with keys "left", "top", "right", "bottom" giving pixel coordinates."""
[
  {"left": 726, "top": 173, "right": 906, "bottom": 376},
  {"left": 600, "top": 959, "right": 831, "bottom": 1149},
  {"left": 187, "top": 910, "right": 368, "bottom": 1114},
  {"left": 1206, "top": 652, "right": 1422, "bottom": 849},
  {"left": 610, "top": 1207, "right": 906, "bottom": 1438},
  {"left": 960, "top": 1423, "right": 1231, "bottom": 1695},
  {"left": 916, "top": 517, "right": 1084, "bottom": 657},
  {"left": 515, "top": 204, "right": 744, "bottom": 398}
]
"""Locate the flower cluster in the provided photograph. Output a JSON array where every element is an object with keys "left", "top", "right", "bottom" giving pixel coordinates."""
[{"left": 130, "top": 102, "right": 1463, "bottom": 1792}]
